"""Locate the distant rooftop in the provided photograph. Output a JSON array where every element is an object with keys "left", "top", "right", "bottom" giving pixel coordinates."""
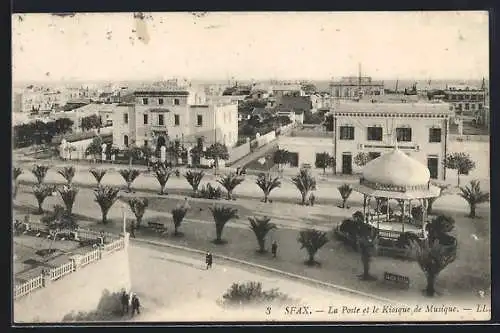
[
  {"left": 133, "top": 90, "right": 190, "bottom": 96},
  {"left": 333, "top": 100, "right": 453, "bottom": 116}
]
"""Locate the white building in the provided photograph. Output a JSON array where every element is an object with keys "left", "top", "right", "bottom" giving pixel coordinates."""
[
  {"left": 112, "top": 88, "right": 238, "bottom": 159},
  {"left": 332, "top": 101, "right": 453, "bottom": 180}
]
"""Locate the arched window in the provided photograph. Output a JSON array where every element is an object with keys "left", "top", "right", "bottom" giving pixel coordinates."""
[{"left": 124, "top": 135, "right": 129, "bottom": 147}]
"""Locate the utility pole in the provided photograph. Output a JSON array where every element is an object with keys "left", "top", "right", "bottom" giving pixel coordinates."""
[{"left": 357, "top": 62, "right": 362, "bottom": 100}]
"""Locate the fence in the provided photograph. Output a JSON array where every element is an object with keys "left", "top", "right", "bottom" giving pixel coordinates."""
[
  {"left": 14, "top": 275, "right": 44, "bottom": 299},
  {"left": 50, "top": 261, "right": 75, "bottom": 281},
  {"left": 13, "top": 231, "right": 126, "bottom": 300}
]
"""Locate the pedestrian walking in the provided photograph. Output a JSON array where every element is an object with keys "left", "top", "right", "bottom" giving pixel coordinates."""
[
  {"left": 120, "top": 290, "right": 129, "bottom": 315},
  {"left": 205, "top": 252, "right": 213, "bottom": 269},
  {"left": 271, "top": 240, "right": 278, "bottom": 258},
  {"left": 131, "top": 293, "right": 141, "bottom": 316},
  {"left": 309, "top": 192, "right": 316, "bottom": 206}
]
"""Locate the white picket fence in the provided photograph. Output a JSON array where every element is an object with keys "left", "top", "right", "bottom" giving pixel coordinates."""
[
  {"left": 50, "top": 261, "right": 74, "bottom": 281},
  {"left": 14, "top": 275, "right": 44, "bottom": 299},
  {"left": 13, "top": 234, "right": 126, "bottom": 300},
  {"left": 80, "top": 248, "right": 102, "bottom": 267}
]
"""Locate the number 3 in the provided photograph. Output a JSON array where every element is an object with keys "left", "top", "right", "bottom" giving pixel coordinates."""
[{"left": 266, "top": 306, "right": 271, "bottom": 315}]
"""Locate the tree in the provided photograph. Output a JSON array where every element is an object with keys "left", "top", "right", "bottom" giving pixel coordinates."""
[
  {"left": 459, "top": 180, "right": 490, "bottom": 218},
  {"left": 93, "top": 186, "right": 120, "bottom": 224},
  {"left": 89, "top": 168, "right": 107, "bottom": 186},
  {"left": 80, "top": 114, "right": 102, "bottom": 132},
  {"left": 189, "top": 146, "right": 203, "bottom": 167},
  {"left": 124, "top": 144, "right": 143, "bottom": 167},
  {"left": 31, "top": 164, "right": 50, "bottom": 185},
  {"left": 85, "top": 137, "right": 103, "bottom": 162},
  {"left": 337, "top": 184, "right": 353, "bottom": 208},
  {"left": 171, "top": 206, "right": 188, "bottom": 236},
  {"left": 118, "top": 168, "right": 141, "bottom": 193},
  {"left": 41, "top": 204, "right": 77, "bottom": 231},
  {"left": 153, "top": 164, "right": 173, "bottom": 195},
  {"left": 297, "top": 228, "right": 329, "bottom": 266},
  {"left": 210, "top": 205, "right": 238, "bottom": 244},
  {"left": 204, "top": 143, "right": 229, "bottom": 174},
  {"left": 408, "top": 238, "right": 457, "bottom": 297},
  {"left": 217, "top": 173, "right": 245, "bottom": 200},
  {"left": 273, "top": 149, "right": 290, "bottom": 171},
  {"left": 425, "top": 214, "right": 455, "bottom": 244},
  {"left": 184, "top": 170, "right": 205, "bottom": 195},
  {"left": 57, "top": 184, "right": 79, "bottom": 215},
  {"left": 140, "top": 145, "right": 155, "bottom": 170},
  {"left": 291, "top": 169, "right": 317, "bottom": 205},
  {"left": 443, "top": 152, "right": 476, "bottom": 186},
  {"left": 57, "top": 166, "right": 76, "bottom": 185},
  {"left": 249, "top": 216, "right": 277, "bottom": 253},
  {"left": 315, "top": 152, "right": 335, "bottom": 175},
  {"left": 426, "top": 183, "right": 450, "bottom": 215},
  {"left": 354, "top": 152, "right": 371, "bottom": 168},
  {"left": 256, "top": 173, "right": 281, "bottom": 203},
  {"left": 33, "top": 184, "right": 56, "bottom": 214},
  {"left": 13, "top": 167, "right": 23, "bottom": 198},
  {"left": 127, "top": 198, "right": 149, "bottom": 229}
]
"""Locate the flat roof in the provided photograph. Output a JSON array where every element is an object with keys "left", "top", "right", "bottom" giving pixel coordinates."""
[
  {"left": 133, "top": 90, "right": 190, "bottom": 96},
  {"left": 333, "top": 101, "right": 453, "bottom": 116}
]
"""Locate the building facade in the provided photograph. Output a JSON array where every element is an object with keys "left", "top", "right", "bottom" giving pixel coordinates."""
[
  {"left": 330, "top": 76, "right": 385, "bottom": 99},
  {"left": 112, "top": 89, "right": 238, "bottom": 155},
  {"left": 332, "top": 101, "right": 453, "bottom": 181},
  {"left": 443, "top": 85, "right": 488, "bottom": 129}
]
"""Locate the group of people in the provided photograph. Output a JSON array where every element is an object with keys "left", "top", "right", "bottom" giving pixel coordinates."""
[{"left": 120, "top": 290, "right": 141, "bottom": 317}]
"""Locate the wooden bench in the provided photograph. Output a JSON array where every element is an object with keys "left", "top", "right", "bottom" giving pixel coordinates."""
[
  {"left": 147, "top": 222, "right": 167, "bottom": 234},
  {"left": 383, "top": 271, "right": 410, "bottom": 289}
]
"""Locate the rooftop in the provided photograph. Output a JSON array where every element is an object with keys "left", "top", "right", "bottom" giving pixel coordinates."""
[
  {"left": 333, "top": 100, "right": 453, "bottom": 116},
  {"left": 133, "top": 90, "right": 190, "bottom": 97}
]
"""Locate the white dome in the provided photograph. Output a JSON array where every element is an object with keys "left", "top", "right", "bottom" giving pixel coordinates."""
[{"left": 361, "top": 149, "right": 430, "bottom": 187}]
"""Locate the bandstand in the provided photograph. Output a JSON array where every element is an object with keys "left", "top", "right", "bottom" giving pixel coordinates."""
[{"left": 352, "top": 148, "right": 441, "bottom": 240}]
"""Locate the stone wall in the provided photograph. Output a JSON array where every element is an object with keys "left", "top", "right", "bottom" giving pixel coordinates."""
[{"left": 14, "top": 243, "right": 131, "bottom": 323}]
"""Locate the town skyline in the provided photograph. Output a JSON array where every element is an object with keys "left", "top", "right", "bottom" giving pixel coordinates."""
[{"left": 12, "top": 11, "right": 489, "bottom": 83}]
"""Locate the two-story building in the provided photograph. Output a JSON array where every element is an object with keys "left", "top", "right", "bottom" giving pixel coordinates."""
[
  {"left": 332, "top": 101, "right": 453, "bottom": 181},
  {"left": 443, "top": 85, "right": 486, "bottom": 117},
  {"left": 112, "top": 88, "right": 238, "bottom": 160},
  {"left": 330, "top": 76, "right": 385, "bottom": 100}
]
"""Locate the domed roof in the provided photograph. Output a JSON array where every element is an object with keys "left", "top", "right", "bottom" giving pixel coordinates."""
[{"left": 361, "top": 149, "right": 430, "bottom": 188}]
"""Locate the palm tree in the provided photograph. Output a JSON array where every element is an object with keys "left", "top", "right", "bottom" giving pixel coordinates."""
[
  {"left": 57, "top": 184, "right": 79, "bottom": 215},
  {"left": 127, "top": 197, "right": 149, "bottom": 229},
  {"left": 209, "top": 205, "right": 238, "bottom": 244},
  {"left": 33, "top": 184, "right": 56, "bottom": 214},
  {"left": 119, "top": 168, "right": 141, "bottom": 193},
  {"left": 256, "top": 173, "right": 281, "bottom": 203},
  {"left": 249, "top": 216, "right": 277, "bottom": 253},
  {"left": 153, "top": 165, "right": 173, "bottom": 195},
  {"left": 57, "top": 166, "right": 76, "bottom": 185},
  {"left": 217, "top": 173, "right": 245, "bottom": 200},
  {"left": 408, "top": 238, "right": 457, "bottom": 297},
  {"left": 337, "top": 184, "right": 353, "bottom": 209},
  {"left": 291, "top": 169, "right": 317, "bottom": 205},
  {"left": 184, "top": 170, "right": 205, "bottom": 195},
  {"left": 89, "top": 168, "right": 107, "bottom": 186},
  {"left": 31, "top": 164, "right": 50, "bottom": 184},
  {"left": 13, "top": 167, "right": 23, "bottom": 198},
  {"left": 93, "top": 186, "right": 120, "bottom": 224},
  {"left": 459, "top": 180, "right": 490, "bottom": 218},
  {"left": 297, "top": 228, "right": 329, "bottom": 266},
  {"left": 171, "top": 206, "right": 188, "bottom": 236}
]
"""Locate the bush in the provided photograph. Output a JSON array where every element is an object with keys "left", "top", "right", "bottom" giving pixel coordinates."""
[
  {"left": 62, "top": 289, "right": 123, "bottom": 322},
  {"left": 198, "top": 183, "right": 223, "bottom": 200},
  {"left": 219, "top": 281, "right": 293, "bottom": 308}
]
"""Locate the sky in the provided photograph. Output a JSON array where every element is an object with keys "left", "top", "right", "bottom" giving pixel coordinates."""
[{"left": 11, "top": 11, "right": 489, "bottom": 83}]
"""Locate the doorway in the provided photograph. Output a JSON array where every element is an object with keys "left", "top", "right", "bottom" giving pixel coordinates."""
[
  {"left": 427, "top": 157, "right": 438, "bottom": 179},
  {"left": 156, "top": 136, "right": 166, "bottom": 156},
  {"left": 342, "top": 153, "right": 352, "bottom": 175}
]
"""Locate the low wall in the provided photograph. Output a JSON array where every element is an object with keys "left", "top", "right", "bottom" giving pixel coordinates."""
[
  {"left": 228, "top": 142, "right": 251, "bottom": 163},
  {"left": 14, "top": 235, "right": 130, "bottom": 323}
]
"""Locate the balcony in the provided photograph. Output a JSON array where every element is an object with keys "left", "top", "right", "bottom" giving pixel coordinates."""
[{"left": 150, "top": 124, "right": 168, "bottom": 131}]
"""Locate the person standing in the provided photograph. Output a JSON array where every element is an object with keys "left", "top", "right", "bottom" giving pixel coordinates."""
[
  {"left": 271, "top": 240, "right": 278, "bottom": 258},
  {"left": 309, "top": 192, "right": 316, "bottom": 207},
  {"left": 120, "top": 290, "right": 129, "bottom": 315},
  {"left": 205, "top": 252, "right": 213, "bottom": 269},
  {"left": 131, "top": 293, "right": 141, "bottom": 316}
]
